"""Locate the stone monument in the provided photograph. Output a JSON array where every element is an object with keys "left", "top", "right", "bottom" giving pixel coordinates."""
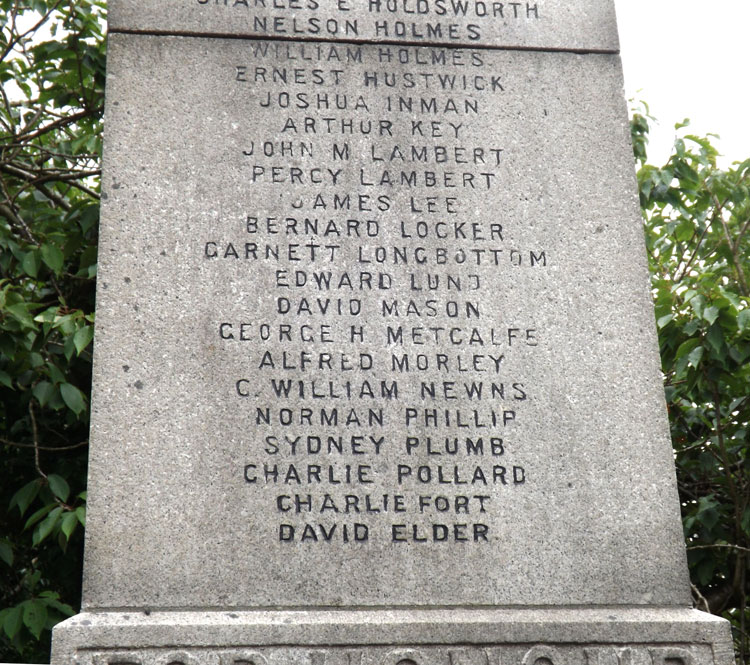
[{"left": 52, "top": 1, "right": 735, "bottom": 664}]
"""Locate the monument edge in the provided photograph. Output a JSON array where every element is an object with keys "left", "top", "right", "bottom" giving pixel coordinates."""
[
  {"left": 52, "top": 608, "right": 734, "bottom": 665},
  {"left": 107, "top": 0, "right": 621, "bottom": 53}
]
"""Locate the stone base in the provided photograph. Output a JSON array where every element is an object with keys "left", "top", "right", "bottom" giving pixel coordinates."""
[{"left": 52, "top": 608, "right": 734, "bottom": 665}]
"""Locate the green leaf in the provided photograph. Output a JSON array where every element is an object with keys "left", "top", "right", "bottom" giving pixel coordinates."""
[
  {"left": 53, "top": 313, "right": 77, "bottom": 335},
  {"left": 78, "top": 204, "right": 99, "bottom": 233},
  {"left": 675, "top": 338, "right": 701, "bottom": 360},
  {"left": 0, "top": 539, "right": 13, "bottom": 566},
  {"left": 690, "top": 294, "right": 706, "bottom": 319},
  {"left": 739, "top": 309, "right": 750, "bottom": 333},
  {"left": 10, "top": 479, "right": 42, "bottom": 516},
  {"left": 63, "top": 333, "right": 76, "bottom": 361},
  {"left": 60, "top": 382, "right": 87, "bottom": 415},
  {"left": 38, "top": 590, "right": 75, "bottom": 617},
  {"left": 0, "top": 369, "right": 12, "bottom": 388},
  {"left": 24, "top": 503, "right": 55, "bottom": 530},
  {"left": 703, "top": 306, "right": 720, "bottom": 325},
  {"left": 696, "top": 557, "right": 716, "bottom": 586},
  {"left": 21, "top": 250, "right": 41, "bottom": 278},
  {"left": 3, "top": 605, "right": 23, "bottom": 639},
  {"left": 675, "top": 218, "right": 694, "bottom": 243},
  {"left": 696, "top": 495, "right": 720, "bottom": 530},
  {"left": 73, "top": 325, "right": 94, "bottom": 355},
  {"left": 46, "top": 598, "right": 75, "bottom": 617},
  {"left": 657, "top": 314, "right": 673, "bottom": 329},
  {"left": 32, "top": 380, "right": 56, "bottom": 407},
  {"left": 47, "top": 474, "right": 70, "bottom": 502},
  {"left": 706, "top": 326, "right": 724, "bottom": 354},
  {"left": 683, "top": 320, "right": 701, "bottom": 336},
  {"left": 37, "top": 590, "right": 59, "bottom": 600},
  {"left": 687, "top": 346, "right": 704, "bottom": 369},
  {"left": 682, "top": 289, "right": 698, "bottom": 303},
  {"left": 742, "top": 506, "right": 750, "bottom": 534},
  {"left": 75, "top": 505, "right": 86, "bottom": 526},
  {"left": 6, "top": 302, "right": 35, "bottom": 329},
  {"left": 47, "top": 362, "right": 66, "bottom": 385},
  {"left": 32, "top": 506, "right": 63, "bottom": 546},
  {"left": 40, "top": 243, "right": 64, "bottom": 273},
  {"left": 61, "top": 511, "right": 78, "bottom": 539},
  {"left": 22, "top": 600, "right": 47, "bottom": 640}
]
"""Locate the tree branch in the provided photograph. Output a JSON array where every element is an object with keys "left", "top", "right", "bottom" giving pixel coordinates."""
[
  {"left": 1, "top": 163, "right": 72, "bottom": 211},
  {"left": 0, "top": 202, "right": 38, "bottom": 245},
  {"left": 0, "top": 436, "right": 89, "bottom": 452},
  {"left": 29, "top": 401, "right": 48, "bottom": 481},
  {"left": 688, "top": 544, "right": 750, "bottom": 555},
  {"left": 674, "top": 218, "right": 715, "bottom": 284},
  {"left": 8, "top": 107, "right": 101, "bottom": 144},
  {"left": 710, "top": 191, "right": 749, "bottom": 295},
  {"left": 691, "top": 583, "right": 710, "bottom": 613},
  {"left": 0, "top": 1, "right": 64, "bottom": 63}
]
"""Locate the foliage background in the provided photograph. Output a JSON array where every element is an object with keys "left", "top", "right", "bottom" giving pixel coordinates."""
[
  {"left": 632, "top": 108, "right": 750, "bottom": 662},
  {"left": 0, "top": 2, "right": 747, "bottom": 663},
  {"left": 1, "top": 1, "right": 104, "bottom": 661}
]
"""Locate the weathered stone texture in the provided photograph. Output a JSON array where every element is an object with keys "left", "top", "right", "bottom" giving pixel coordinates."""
[
  {"left": 53, "top": 609, "right": 735, "bottom": 665},
  {"left": 77, "top": 33, "right": 688, "bottom": 610},
  {"left": 51, "top": 2, "right": 734, "bottom": 664},
  {"left": 109, "top": 0, "right": 619, "bottom": 52}
]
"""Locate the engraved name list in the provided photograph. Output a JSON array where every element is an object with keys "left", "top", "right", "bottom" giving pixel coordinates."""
[
  {"left": 198, "top": 36, "right": 551, "bottom": 548},
  {"left": 194, "top": 0, "right": 542, "bottom": 42}
]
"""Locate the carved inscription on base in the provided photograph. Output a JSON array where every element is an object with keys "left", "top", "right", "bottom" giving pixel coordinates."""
[{"left": 82, "top": 644, "right": 713, "bottom": 665}]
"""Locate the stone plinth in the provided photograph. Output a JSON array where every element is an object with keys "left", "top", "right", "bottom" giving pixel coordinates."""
[{"left": 55, "top": 609, "right": 734, "bottom": 665}]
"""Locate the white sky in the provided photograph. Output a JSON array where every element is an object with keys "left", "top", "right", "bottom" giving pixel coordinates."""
[{"left": 614, "top": 0, "right": 750, "bottom": 167}]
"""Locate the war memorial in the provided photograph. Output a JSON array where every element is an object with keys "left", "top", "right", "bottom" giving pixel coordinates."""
[{"left": 52, "top": 2, "right": 735, "bottom": 664}]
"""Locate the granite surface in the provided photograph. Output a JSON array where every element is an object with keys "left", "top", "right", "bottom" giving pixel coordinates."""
[
  {"left": 52, "top": 609, "right": 735, "bottom": 665},
  {"left": 74, "top": 32, "right": 689, "bottom": 611},
  {"left": 50, "top": 2, "right": 739, "bottom": 664},
  {"left": 108, "top": 0, "right": 620, "bottom": 52}
]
